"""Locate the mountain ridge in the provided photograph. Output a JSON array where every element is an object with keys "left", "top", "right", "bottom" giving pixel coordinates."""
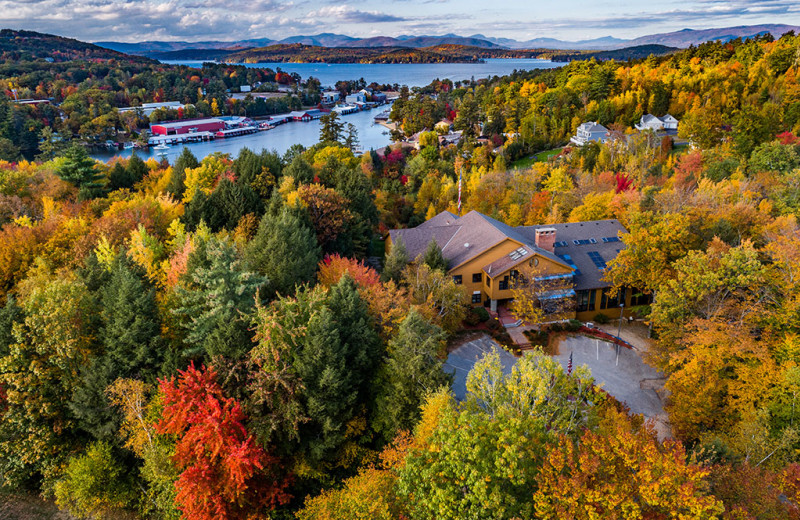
[{"left": 94, "top": 24, "right": 800, "bottom": 56}]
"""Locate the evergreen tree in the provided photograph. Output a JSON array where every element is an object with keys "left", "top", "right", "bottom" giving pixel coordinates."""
[
  {"left": 294, "top": 276, "right": 381, "bottom": 463},
  {"left": 381, "top": 235, "right": 409, "bottom": 283},
  {"left": 283, "top": 154, "right": 315, "bottom": 184},
  {"left": 422, "top": 239, "right": 448, "bottom": 272},
  {"left": 373, "top": 309, "right": 451, "bottom": 441},
  {"left": 245, "top": 208, "right": 321, "bottom": 297},
  {"left": 70, "top": 256, "right": 164, "bottom": 442},
  {"left": 319, "top": 111, "right": 344, "bottom": 144},
  {"left": 107, "top": 162, "right": 129, "bottom": 191},
  {"left": 188, "top": 177, "right": 263, "bottom": 232},
  {"left": 56, "top": 144, "right": 104, "bottom": 198},
  {"left": 167, "top": 147, "right": 199, "bottom": 198},
  {"left": 174, "top": 237, "right": 266, "bottom": 361},
  {"left": 234, "top": 147, "right": 282, "bottom": 191}
]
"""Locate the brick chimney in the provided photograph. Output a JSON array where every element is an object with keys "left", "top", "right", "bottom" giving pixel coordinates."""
[{"left": 535, "top": 227, "right": 556, "bottom": 253}]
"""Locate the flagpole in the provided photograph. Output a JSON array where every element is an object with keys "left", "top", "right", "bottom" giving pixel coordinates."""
[{"left": 457, "top": 164, "right": 462, "bottom": 216}]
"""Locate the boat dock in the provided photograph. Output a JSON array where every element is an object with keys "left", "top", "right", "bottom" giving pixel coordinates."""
[{"left": 148, "top": 132, "right": 216, "bottom": 146}]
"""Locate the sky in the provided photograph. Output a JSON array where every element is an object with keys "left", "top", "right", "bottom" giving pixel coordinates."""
[{"left": 2, "top": 0, "right": 800, "bottom": 43}]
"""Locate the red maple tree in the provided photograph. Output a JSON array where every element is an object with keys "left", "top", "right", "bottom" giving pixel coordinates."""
[{"left": 158, "top": 364, "right": 291, "bottom": 520}]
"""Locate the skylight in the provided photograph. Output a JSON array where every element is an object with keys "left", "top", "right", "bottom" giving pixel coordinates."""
[{"left": 587, "top": 251, "right": 607, "bottom": 270}]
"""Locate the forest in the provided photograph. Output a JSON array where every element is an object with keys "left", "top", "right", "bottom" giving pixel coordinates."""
[{"left": 1, "top": 30, "right": 800, "bottom": 519}]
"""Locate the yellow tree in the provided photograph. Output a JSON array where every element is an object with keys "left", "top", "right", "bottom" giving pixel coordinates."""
[
  {"left": 533, "top": 407, "right": 723, "bottom": 519},
  {"left": 508, "top": 262, "right": 575, "bottom": 325}
]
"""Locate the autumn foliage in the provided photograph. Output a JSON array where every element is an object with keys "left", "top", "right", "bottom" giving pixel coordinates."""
[{"left": 157, "top": 364, "right": 291, "bottom": 519}]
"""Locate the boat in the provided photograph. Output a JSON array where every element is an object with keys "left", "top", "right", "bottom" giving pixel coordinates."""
[
  {"left": 123, "top": 142, "right": 134, "bottom": 150},
  {"left": 153, "top": 144, "right": 169, "bottom": 151}
]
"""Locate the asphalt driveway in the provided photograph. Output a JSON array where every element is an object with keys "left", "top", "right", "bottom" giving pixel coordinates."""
[{"left": 444, "top": 333, "right": 671, "bottom": 439}]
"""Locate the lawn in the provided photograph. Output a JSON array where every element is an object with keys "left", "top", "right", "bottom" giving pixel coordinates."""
[{"left": 511, "top": 147, "right": 563, "bottom": 169}]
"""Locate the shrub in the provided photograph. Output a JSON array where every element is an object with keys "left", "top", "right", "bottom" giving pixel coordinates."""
[
  {"left": 464, "top": 308, "right": 482, "bottom": 326},
  {"left": 550, "top": 322, "right": 563, "bottom": 332},
  {"left": 594, "top": 312, "right": 610, "bottom": 324},
  {"left": 474, "top": 306, "right": 490, "bottom": 322},
  {"left": 565, "top": 319, "right": 583, "bottom": 332}
]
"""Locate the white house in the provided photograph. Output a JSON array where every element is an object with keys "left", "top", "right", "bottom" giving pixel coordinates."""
[
  {"left": 322, "top": 90, "right": 340, "bottom": 104},
  {"left": 345, "top": 92, "right": 367, "bottom": 104},
  {"left": 570, "top": 121, "right": 609, "bottom": 146},
  {"left": 635, "top": 114, "right": 679, "bottom": 133}
]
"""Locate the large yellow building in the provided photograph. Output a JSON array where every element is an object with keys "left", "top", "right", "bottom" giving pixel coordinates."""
[{"left": 388, "top": 210, "right": 649, "bottom": 322}]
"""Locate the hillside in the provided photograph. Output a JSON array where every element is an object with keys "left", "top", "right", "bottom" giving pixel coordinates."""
[
  {"left": 0, "top": 29, "right": 153, "bottom": 63},
  {"left": 550, "top": 44, "right": 679, "bottom": 62},
  {"left": 224, "top": 43, "right": 507, "bottom": 64}
]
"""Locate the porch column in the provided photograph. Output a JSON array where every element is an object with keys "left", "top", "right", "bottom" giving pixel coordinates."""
[{"left": 490, "top": 299, "right": 498, "bottom": 312}]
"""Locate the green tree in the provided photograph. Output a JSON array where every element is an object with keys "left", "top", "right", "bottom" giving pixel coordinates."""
[
  {"left": 319, "top": 111, "right": 345, "bottom": 144},
  {"left": 54, "top": 441, "right": 137, "bottom": 519},
  {"left": 373, "top": 309, "right": 451, "bottom": 441},
  {"left": 175, "top": 237, "right": 267, "bottom": 360},
  {"left": 421, "top": 239, "right": 447, "bottom": 272},
  {"left": 70, "top": 256, "right": 164, "bottom": 441},
  {"left": 167, "top": 147, "right": 199, "bottom": 198},
  {"left": 56, "top": 144, "right": 104, "bottom": 198},
  {"left": 397, "top": 351, "right": 598, "bottom": 520},
  {"left": 0, "top": 274, "right": 98, "bottom": 487},
  {"left": 245, "top": 207, "right": 321, "bottom": 297},
  {"left": 381, "top": 235, "right": 409, "bottom": 283}
]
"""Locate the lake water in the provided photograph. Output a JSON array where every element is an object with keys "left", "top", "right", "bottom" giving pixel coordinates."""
[
  {"left": 162, "top": 58, "right": 561, "bottom": 88},
  {"left": 93, "top": 59, "right": 562, "bottom": 163},
  {"left": 91, "top": 106, "right": 395, "bottom": 163}
]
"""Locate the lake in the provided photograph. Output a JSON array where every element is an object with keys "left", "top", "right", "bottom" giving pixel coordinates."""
[
  {"left": 91, "top": 106, "right": 395, "bottom": 163},
  {"left": 161, "top": 58, "right": 561, "bottom": 88},
  {"left": 93, "top": 59, "right": 562, "bottom": 163}
]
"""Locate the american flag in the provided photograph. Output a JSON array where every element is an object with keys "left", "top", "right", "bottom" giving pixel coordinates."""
[
  {"left": 457, "top": 167, "right": 462, "bottom": 215},
  {"left": 567, "top": 352, "right": 573, "bottom": 376}
]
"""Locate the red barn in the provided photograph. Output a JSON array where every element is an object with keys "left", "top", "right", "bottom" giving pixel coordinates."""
[{"left": 150, "top": 118, "right": 225, "bottom": 136}]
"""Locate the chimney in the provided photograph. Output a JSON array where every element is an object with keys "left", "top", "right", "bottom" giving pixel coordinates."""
[{"left": 535, "top": 227, "right": 556, "bottom": 253}]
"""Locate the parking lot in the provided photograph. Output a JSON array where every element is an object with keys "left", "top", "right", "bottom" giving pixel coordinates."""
[{"left": 444, "top": 333, "right": 671, "bottom": 439}]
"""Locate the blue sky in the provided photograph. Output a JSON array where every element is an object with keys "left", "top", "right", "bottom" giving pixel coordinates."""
[{"left": 2, "top": 0, "right": 800, "bottom": 42}]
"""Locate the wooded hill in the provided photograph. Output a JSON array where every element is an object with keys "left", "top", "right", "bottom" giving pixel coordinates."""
[{"left": 0, "top": 29, "right": 154, "bottom": 64}]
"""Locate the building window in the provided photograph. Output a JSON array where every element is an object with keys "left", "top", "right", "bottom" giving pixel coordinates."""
[
  {"left": 576, "top": 289, "right": 596, "bottom": 312},
  {"left": 473, "top": 273, "right": 482, "bottom": 283},
  {"left": 471, "top": 292, "right": 481, "bottom": 304},
  {"left": 453, "top": 275, "right": 462, "bottom": 285},
  {"left": 498, "top": 276, "right": 509, "bottom": 291},
  {"left": 630, "top": 289, "right": 652, "bottom": 307},
  {"left": 485, "top": 276, "right": 490, "bottom": 288},
  {"left": 600, "top": 288, "right": 626, "bottom": 310}
]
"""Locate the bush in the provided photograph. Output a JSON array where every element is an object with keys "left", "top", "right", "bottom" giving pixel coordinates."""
[
  {"left": 523, "top": 329, "right": 549, "bottom": 347},
  {"left": 473, "top": 306, "right": 490, "bottom": 322},
  {"left": 549, "top": 322, "right": 563, "bottom": 332},
  {"left": 594, "top": 312, "right": 610, "bottom": 324},
  {"left": 565, "top": 319, "right": 583, "bottom": 332},
  {"left": 464, "top": 307, "right": 482, "bottom": 326}
]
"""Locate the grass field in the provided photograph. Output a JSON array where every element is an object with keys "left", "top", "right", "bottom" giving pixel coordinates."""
[{"left": 511, "top": 147, "right": 563, "bottom": 169}]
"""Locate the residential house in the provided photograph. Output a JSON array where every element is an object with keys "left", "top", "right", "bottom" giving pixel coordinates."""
[
  {"left": 635, "top": 113, "right": 679, "bottom": 133},
  {"left": 322, "top": 90, "right": 340, "bottom": 104},
  {"left": 570, "top": 121, "right": 609, "bottom": 146},
  {"left": 388, "top": 210, "right": 648, "bottom": 321},
  {"left": 345, "top": 92, "right": 367, "bottom": 104}
]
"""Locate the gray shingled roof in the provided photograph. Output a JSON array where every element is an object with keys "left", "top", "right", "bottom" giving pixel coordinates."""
[
  {"left": 516, "top": 220, "right": 627, "bottom": 291},
  {"left": 390, "top": 210, "right": 574, "bottom": 273}
]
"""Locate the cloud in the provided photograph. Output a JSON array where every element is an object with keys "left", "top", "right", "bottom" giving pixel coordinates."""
[{"left": 306, "top": 5, "right": 409, "bottom": 23}]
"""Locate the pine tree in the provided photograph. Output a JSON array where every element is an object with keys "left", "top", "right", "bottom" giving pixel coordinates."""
[
  {"left": 381, "top": 235, "right": 409, "bottom": 283},
  {"left": 70, "top": 256, "right": 164, "bottom": 441},
  {"left": 295, "top": 275, "right": 381, "bottom": 463},
  {"left": 319, "top": 111, "right": 344, "bottom": 144},
  {"left": 373, "top": 309, "right": 451, "bottom": 441},
  {"left": 167, "top": 147, "right": 199, "bottom": 198},
  {"left": 422, "top": 239, "right": 447, "bottom": 272},
  {"left": 245, "top": 208, "right": 321, "bottom": 297},
  {"left": 56, "top": 144, "right": 104, "bottom": 198},
  {"left": 174, "top": 237, "right": 266, "bottom": 360}
]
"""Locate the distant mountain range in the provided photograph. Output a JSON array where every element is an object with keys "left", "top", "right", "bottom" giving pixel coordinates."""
[{"left": 95, "top": 24, "right": 800, "bottom": 57}]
